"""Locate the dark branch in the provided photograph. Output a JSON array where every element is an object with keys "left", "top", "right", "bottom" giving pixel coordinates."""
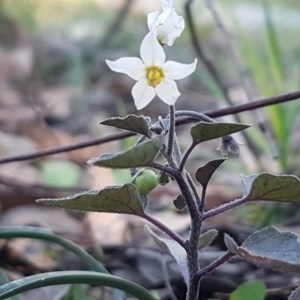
[{"left": 0, "top": 90, "right": 299, "bottom": 164}]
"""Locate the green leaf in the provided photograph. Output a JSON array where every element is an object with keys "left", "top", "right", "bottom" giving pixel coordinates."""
[
  {"left": 144, "top": 225, "right": 189, "bottom": 284},
  {"left": 224, "top": 233, "right": 238, "bottom": 254},
  {"left": 288, "top": 287, "right": 300, "bottom": 300},
  {"left": 100, "top": 114, "right": 151, "bottom": 136},
  {"left": 41, "top": 160, "right": 82, "bottom": 188},
  {"left": 195, "top": 159, "right": 226, "bottom": 188},
  {"left": 241, "top": 173, "right": 300, "bottom": 203},
  {"left": 230, "top": 280, "right": 266, "bottom": 300},
  {"left": 88, "top": 135, "right": 164, "bottom": 168},
  {"left": 198, "top": 229, "right": 218, "bottom": 250},
  {"left": 37, "top": 183, "right": 144, "bottom": 215},
  {"left": 233, "top": 226, "right": 300, "bottom": 272},
  {"left": 173, "top": 195, "right": 186, "bottom": 211},
  {"left": 190, "top": 122, "right": 250, "bottom": 144}
]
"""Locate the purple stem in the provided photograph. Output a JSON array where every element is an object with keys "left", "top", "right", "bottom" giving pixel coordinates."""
[
  {"left": 195, "top": 251, "right": 235, "bottom": 280},
  {"left": 179, "top": 143, "right": 196, "bottom": 172},
  {"left": 203, "top": 197, "right": 249, "bottom": 220},
  {"left": 149, "top": 161, "right": 178, "bottom": 178},
  {"left": 140, "top": 213, "right": 186, "bottom": 249}
]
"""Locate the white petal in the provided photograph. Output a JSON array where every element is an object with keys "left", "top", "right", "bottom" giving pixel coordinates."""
[
  {"left": 106, "top": 58, "right": 145, "bottom": 81},
  {"left": 158, "top": 16, "right": 185, "bottom": 46},
  {"left": 140, "top": 30, "right": 166, "bottom": 67},
  {"left": 155, "top": 78, "right": 180, "bottom": 105},
  {"left": 147, "top": 11, "right": 159, "bottom": 30},
  {"left": 160, "top": 0, "right": 173, "bottom": 13},
  {"left": 132, "top": 79, "right": 156, "bottom": 110},
  {"left": 163, "top": 59, "right": 197, "bottom": 80}
]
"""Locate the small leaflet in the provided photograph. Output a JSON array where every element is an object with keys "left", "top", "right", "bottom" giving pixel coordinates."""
[
  {"left": 88, "top": 135, "right": 164, "bottom": 169},
  {"left": 190, "top": 122, "right": 250, "bottom": 145},
  {"left": 100, "top": 114, "right": 150, "bottom": 136}
]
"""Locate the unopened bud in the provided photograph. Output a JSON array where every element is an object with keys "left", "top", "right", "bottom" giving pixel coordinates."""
[{"left": 217, "top": 135, "right": 243, "bottom": 157}]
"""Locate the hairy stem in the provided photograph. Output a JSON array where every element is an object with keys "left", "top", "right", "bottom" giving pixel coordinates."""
[
  {"left": 195, "top": 251, "right": 235, "bottom": 280},
  {"left": 167, "top": 105, "right": 176, "bottom": 157},
  {"left": 149, "top": 161, "right": 178, "bottom": 178},
  {"left": 175, "top": 173, "right": 202, "bottom": 300},
  {"left": 140, "top": 213, "right": 186, "bottom": 249},
  {"left": 179, "top": 143, "right": 196, "bottom": 172},
  {"left": 203, "top": 198, "right": 249, "bottom": 220},
  {"left": 185, "top": 172, "right": 201, "bottom": 211}
]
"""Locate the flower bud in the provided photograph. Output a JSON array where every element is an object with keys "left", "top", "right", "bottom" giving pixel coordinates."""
[
  {"left": 217, "top": 135, "right": 243, "bottom": 157},
  {"left": 147, "top": 0, "right": 185, "bottom": 46}
]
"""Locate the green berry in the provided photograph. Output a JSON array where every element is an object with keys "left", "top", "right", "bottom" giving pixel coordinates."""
[{"left": 133, "top": 169, "right": 158, "bottom": 195}]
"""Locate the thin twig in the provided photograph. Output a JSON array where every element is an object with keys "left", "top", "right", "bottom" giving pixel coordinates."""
[
  {"left": 140, "top": 213, "right": 186, "bottom": 249},
  {"left": 149, "top": 162, "right": 178, "bottom": 178},
  {"left": 185, "top": 172, "right": 201, "bottom": 210},
  {"left": 205, "top": 0, "right": 278, "bottom": 158},
  {"left": 167, "top": 105, "right": 176, "bottom": 157},
  {"left": 172, "top": 133, "right": 182, "bottom": 166},
  {"left": 0, "top": 90, "right": 299, "bottom": 165},
  {"left": 203, "top": 198, "right": 249, "bottom": 220},
  {"left": 194, "top": 251, "right": 235, "bottom": 280},
  {"left": 179, "top": 143, "right": 196, "bottom": 172}
]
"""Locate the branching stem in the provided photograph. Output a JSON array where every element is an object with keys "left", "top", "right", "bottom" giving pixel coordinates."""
[
  {"left": 195, "top": 251, "right": 235, "bottom": 280},
  {"left": 141, "top": 213, "right": 186, "bottom": 249},
  {"left": 203, "top": 198, "right": 249, "bottom": 220},
  {"left": 167, "top": 105, "right": 176, "bottom": 158}
]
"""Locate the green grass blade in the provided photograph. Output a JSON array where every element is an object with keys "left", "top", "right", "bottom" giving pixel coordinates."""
[
  {"left": 0, "top": 271, "right": 158, "bottom": 300},
  {"left": 0, "top": 226, "right": 123, "bottom": 300},
  {"left": 263, "top": 0, "right": 283, "bottom": 92},
  {"left": 0, "top": 268, "right": 20, "bottom": 300}
]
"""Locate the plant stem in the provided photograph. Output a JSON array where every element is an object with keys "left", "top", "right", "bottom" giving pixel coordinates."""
[
  {"left": 172, "top": 133, "right": 182, "bottom": 166},
  {"left": 185, "top": 172, "right": 201, "bottom": 212},
  {"left": 203, "top": 198, "right": 249, "bottom": 220},
  {"left": 167, "top": 105, "right": 176, "bottom": 157},
  {"left": 194, "top": 251, "right": 235, "bottom": 280},
  {"left": 199, "top": 185, "right": 207, "bottom": 215},
  {"left": 149, "top": 161, "right": 177, "bottom": 178},
  {"left": 140, "top": 213, "right": 186, "bottom": 249},
  {"left": 175, "top": 110, "right": 215, "bottom": 123},
  {"left": 175, "top": 173, "right": 201, "bottom": 300},
  {"left": 179, "top": 143, "right": 196, "bottom": 172}
]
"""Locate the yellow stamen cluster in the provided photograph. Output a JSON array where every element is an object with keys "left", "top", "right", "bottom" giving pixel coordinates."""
[{"left": 146, "top": 67, "right": 164, "bottom": 87}]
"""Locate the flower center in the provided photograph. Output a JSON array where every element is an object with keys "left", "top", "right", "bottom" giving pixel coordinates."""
[{"left": 146, "top": 67, "right": 164, "bottom": 87}]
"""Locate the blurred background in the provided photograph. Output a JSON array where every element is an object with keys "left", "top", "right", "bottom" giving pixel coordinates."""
[{"left": 0, "top": 0, "right": 300, "bottom": 299}]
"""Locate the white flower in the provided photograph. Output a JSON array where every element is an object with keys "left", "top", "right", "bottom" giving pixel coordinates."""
[
  {"left": 147, "top": 0, "right": 185, "bottom": 46},
  {"left": 106, "top": 30, "right": 197, "bottom": 110}
]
